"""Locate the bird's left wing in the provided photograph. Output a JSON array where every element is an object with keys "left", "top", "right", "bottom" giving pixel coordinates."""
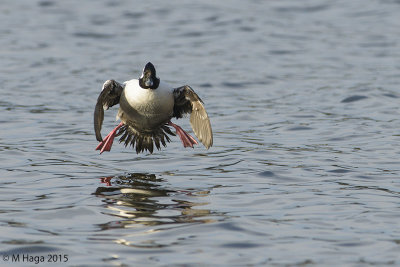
[
  {"left": 94, "top": 80, "right": 124, "bottom": 141},
  {"left": 173, "top": 85, "right": 213, "bottom": 149}
]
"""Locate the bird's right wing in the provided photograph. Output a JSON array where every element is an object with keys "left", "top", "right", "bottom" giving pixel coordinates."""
[{"left": 94, "top": 80, "right": 124, "bottom": 141}]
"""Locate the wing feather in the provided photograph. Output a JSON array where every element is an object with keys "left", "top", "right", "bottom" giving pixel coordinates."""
[
  {"left": 94, "top": 80, "right": 124, "bottom": 141},
  {"left": 173, "top": 85, "right": 213, "bottom": 149}
]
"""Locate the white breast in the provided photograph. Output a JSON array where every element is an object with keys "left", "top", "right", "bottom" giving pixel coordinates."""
[{"left": 118, "top": 79, "right": 174, "bottom": 129}]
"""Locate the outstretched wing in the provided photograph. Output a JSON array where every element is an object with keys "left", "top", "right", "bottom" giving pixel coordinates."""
[
  {"left": 94, "top": 80, "right": 124, "bottom": 141},
  {"left": 173, "top": 85, "right": 213, "bottom": 149}
]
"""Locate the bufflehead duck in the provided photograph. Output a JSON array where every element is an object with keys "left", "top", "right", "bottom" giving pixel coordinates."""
[{"left": 94, "top": 62, "right": 213, "bottom": 154}]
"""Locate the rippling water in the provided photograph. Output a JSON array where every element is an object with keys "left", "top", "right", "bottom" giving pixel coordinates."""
[{"left": 1, "top": 0, "right": 400, "bottom": 265}]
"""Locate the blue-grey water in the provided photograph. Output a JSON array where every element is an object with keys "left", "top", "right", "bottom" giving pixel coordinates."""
[{"left": 1, "top": 0, "right": 400, "bottom": 266}]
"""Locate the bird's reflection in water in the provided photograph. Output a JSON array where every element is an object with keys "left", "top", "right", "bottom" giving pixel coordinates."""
[{"left": 94, "top": 173, "right": 216, "bottom": 230}]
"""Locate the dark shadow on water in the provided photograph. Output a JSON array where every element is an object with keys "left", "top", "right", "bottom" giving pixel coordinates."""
[{"left": 94, "top": 173, "right": 220, "bottom": 230}]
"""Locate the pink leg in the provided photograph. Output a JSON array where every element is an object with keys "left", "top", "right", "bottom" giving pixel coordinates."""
[
  {"left": 96, "top": 122, "right": 124, "bottom": 154},
  {"left": 168, "top": 121, "right": 198, "bottom": 148}
]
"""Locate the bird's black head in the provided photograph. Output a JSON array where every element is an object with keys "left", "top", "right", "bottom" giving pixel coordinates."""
[{"left": 139, "top": 62, "right": 160, "bottom": 89}]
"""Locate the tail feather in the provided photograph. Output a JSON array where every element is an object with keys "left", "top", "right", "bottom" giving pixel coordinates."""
[
  {"left": 124, "top": 134, "right": 133, "bottom": 147},
  {"left": 154, "top": 137, "right": 161, "bottom": 150},
  {"left": 116, "top": 124, "right": 173, "bottom": 154},
  {"left": 119, "top": 131, "right": 129, "bottom": 143}
]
